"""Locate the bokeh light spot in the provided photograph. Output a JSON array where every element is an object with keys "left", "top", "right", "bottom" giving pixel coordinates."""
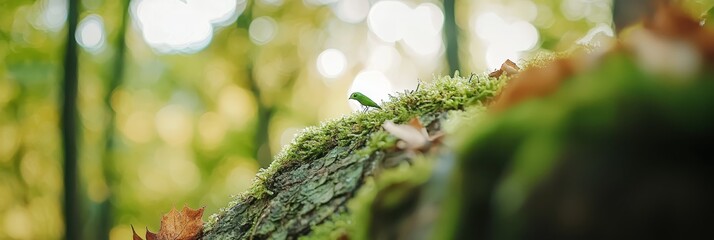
[
  {"left": 402, "top": 3, "right": 444, "bottom": 55},
  {"left": 367, "top": 1, "right": 409, "bottom": 43},
  {"left": 317, "top": 48, "right": 347, "bottom": 79},
  {"left": 474, "top": 12, "right": 539, "bottom": 69},
  {"left": 32, "top": 0, "right": 67, "bottom": 32},
  {"left": 486, "top": 45, "right": 519, "bottom": 70},
  {"left": 333, "top": 0, "right": 370, "bottom": 23},
  {"left": 76, "top": 14, "right": 106, "bottom": 53},
  {"left": 280, "top": 127, "right": 300, "bottom": 146},
  {"left": 198, "top": 112, "right": 228, "bottom": 151},
  {"left": 120, "top": 111, "right": 155, "bottom": 143},
  {"left": 132, "top": 0, "right": 244, "bottom": 54},
  {"left": 155, "top": 104, "right": 194, "bottom": 147},
  {"left": 249, "top": 16, "right": 278, "bottom": 45},
  {"left": 218, "top": 85, "right": 256, "bottom": 128},
  {"left": 366, "top": 45, "right": 401, "bottom": 71},
  {"left": 4, "top": 207, "right": 31, "bottom": 239}
]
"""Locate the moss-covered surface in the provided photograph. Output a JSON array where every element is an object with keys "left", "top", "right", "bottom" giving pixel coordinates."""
[
  {"left": 204, "top": 51, "right": 714, "bottom": 240},
  {"left": 202, "top": 7, "right": 714, "bottom": 238},
  {"left": 203, "top": 72, "right": 508, "bottom": 239},
  {"left": 440, "top": 53, "right": 714, "bottom": 239}
]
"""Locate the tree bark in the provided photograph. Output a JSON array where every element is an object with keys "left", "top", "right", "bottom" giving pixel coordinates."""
[
  {"left": 203, "top": 113, "right": 449, "bottom": 239},
  {"left": 443, "top": 0, "right": 461, "bottom": 74},
  {"left": 98, "top": 0, "right": 130, "bottom": 239},
  {"left": 61, "top": 0, "right": 80, "bottom": 239}
]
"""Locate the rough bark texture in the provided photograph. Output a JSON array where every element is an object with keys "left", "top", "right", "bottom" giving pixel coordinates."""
[{"left": 203, "top": 113, "right": 448, "bottom": 240}]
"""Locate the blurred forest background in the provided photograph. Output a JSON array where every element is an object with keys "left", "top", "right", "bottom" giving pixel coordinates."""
[{"left": 0, "top": 0, "right": 712, "bottom": 239}]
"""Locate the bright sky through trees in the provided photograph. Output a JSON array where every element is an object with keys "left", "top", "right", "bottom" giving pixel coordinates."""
[{"left": 131, "top": 0, "right": 244, "bottom": 53}]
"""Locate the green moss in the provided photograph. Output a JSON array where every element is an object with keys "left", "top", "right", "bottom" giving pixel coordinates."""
[
  {"left": 204, "top": 70, "right": 509, "bottom": 238},
  {"left": 297, "top": 212, "right": 351, "bottom": 240},
  {"left": 440, "top": 52, "right": 714, "bottom": 239}
]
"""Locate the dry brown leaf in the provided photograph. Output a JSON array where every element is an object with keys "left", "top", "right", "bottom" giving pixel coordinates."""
[
  {"left": 491, "top": 58, "right": 575, "bottom": 112},
  {"left": 383, "top": 120, "right": 429, "bottom": 150},
  {"left": 407, "top": 118, "right": 429, "bottom": 139},
  {"left": 488, "top": 69, "right": 503, "bottom": 78},
  {"left": 501, "top": 59, "right": 521, "bottom": 75},
  {"left": 132, "top": 206, "right": 205, "bottom": 240},
  {"left": 489, "top": 59, "right": 521, "bottom": 78},
  {"left": 383, "top": 118, "right": 443, "bottom": 153}
]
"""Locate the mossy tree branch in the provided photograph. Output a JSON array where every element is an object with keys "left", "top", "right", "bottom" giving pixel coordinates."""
[{"left": 203, "top": 72, "right": 507, "bottom": 239}]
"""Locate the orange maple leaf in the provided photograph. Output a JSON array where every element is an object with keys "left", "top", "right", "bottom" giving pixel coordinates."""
[{"left": 132, "top": 206, "right": 205, "bottom": 240}]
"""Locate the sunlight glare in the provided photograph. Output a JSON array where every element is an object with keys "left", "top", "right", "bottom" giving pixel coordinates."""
[
  {"left": 76, "top": 14, "right": 106, "bottom": 53},
  {"left": 367, "top": 1, "right": 409, "bottom": 43},
  {"left": 486, "top": 45, "right": 519, "bottom": 70},
  {"left": 347, "top": 70, "right": 393, "bottom": 111},
  {"left": 402, "top": 3, "right": 444, "bottom": 55},
  {"left": 317, "top": 48, "right": 347, "bottom": 79},
  {"left": 33, "top": 0, "right": 67, "bottom": 32},
  {"left": 133, "top": 0, "right": 244, "bottom": 54},
  {"left": 366, "top": 45, "right": 401, "bottom": 71},
  {"left": 334, "top": 0, "right": 370, "bottom": 23},
  {"left": 474, "top": 12, "right": 539, "bottom": 69}
]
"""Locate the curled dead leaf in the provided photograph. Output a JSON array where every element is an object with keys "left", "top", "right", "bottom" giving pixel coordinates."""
[
  {"left": 132, "top": 206, "right": 205, "bottom": 240},
  {"left": 491, "top": 58, "right": 575, "bottom": 112},
  {"left": 489, "top": 59, "right": 521, "bottom": 78},
  {"left": 383, "top": 120, "right": 429, "bottom": 150},
  {"left": 383, "top": 118, "right": 444, "bottom": 153}
]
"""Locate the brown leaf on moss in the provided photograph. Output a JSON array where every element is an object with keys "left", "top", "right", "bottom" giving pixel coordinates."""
[
  {"left": 489, "top": 59, "right": 521, "bottom": 78},
  {"left": 132, "top": 206, "right": 205, "bottom": 240},
  {"left": 491, "top": 58, "right": 575, "bottom": 112},
  {"left": 383, "top": 118, "right": 443, "bottom": 153}
]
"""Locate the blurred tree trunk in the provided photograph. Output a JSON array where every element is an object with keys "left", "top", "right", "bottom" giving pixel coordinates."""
[
  {"left": 246, "top": 62, "right": 275, "bottom": 167},
  {"left": 97, "top": 0, "right": 130, "bottom": 239},
  {"left": 61, "top": 0, "right": 80, "bottom": 239},
  {"left": 444, "top": 0, "right": 461, "bottom": 73},
  {"left": 236, "top": 0, "right": 274, "bottom": 167}
]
